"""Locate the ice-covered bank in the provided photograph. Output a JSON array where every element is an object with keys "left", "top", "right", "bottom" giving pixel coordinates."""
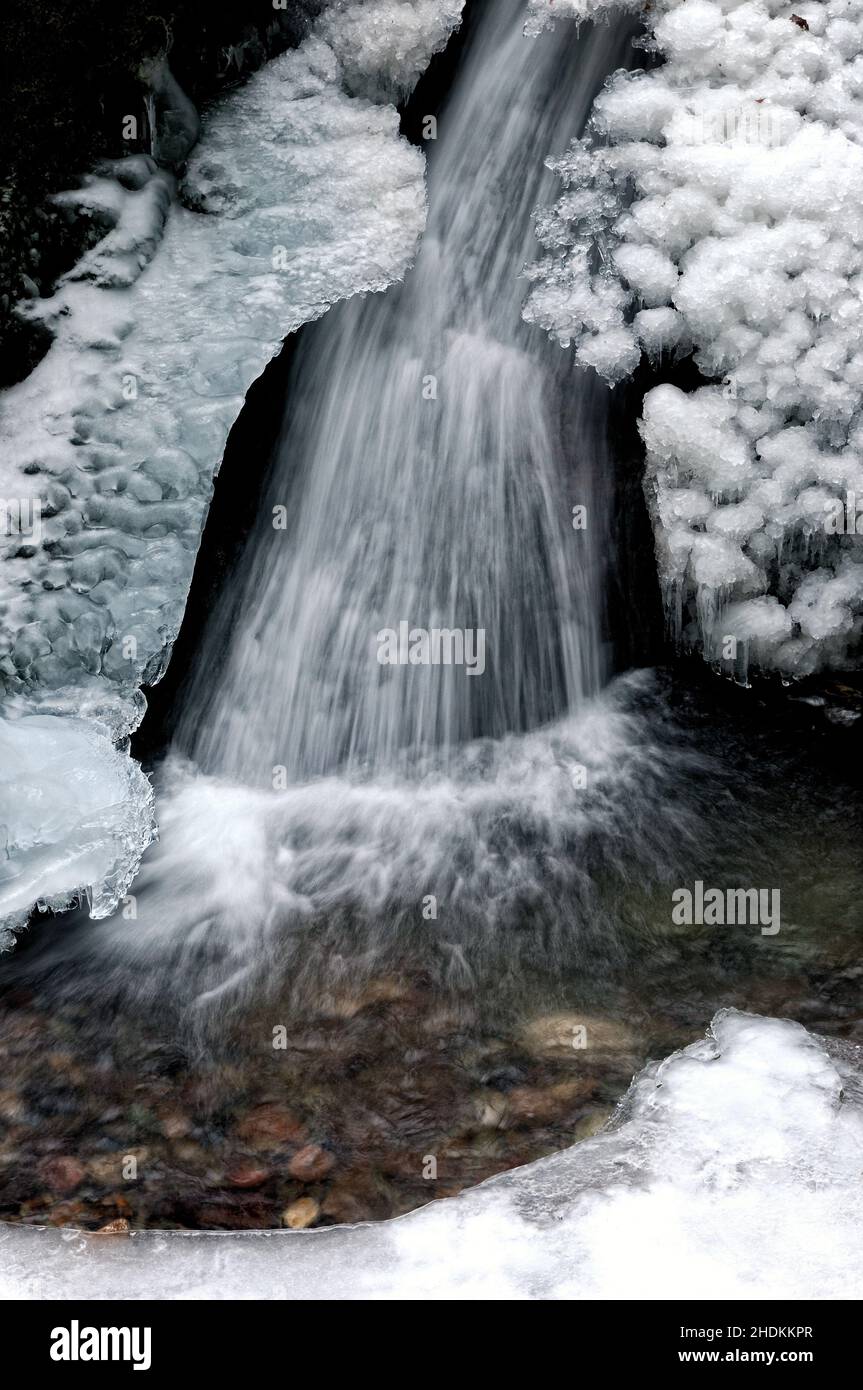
[
  {"left": 0, "top": 714, "right": 155, "bottom": 937},
  {"left": 526, "top": 0, "right": 863, "bottom": 680},
  {"left": 0, "top": 2, "right": 464, "bottom": 933},
  {"left": 2, "top": 1011, "right": 861, "bottom": 1299}
]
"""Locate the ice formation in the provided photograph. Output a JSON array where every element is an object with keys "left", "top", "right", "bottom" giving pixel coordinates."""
[
  {"left": 319, "top": 0, "right": 466, "bottom": 102},
  {"left": 0, "top": 715, "right": 154, "bottom": 938},
  {"left": 0, "top": 3, "right": 464, "bottom": 933},
  {"left": 525, "top": 0, "right": 863, "bottom": 677},
  {"left": 2, "top": 1011, "right": 861, "bottom": 1299}
]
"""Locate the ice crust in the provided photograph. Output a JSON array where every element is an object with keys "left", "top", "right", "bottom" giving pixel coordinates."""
[
  {"left": 0, "top": 4, "right": 465, "bottom": 932},
  {"left": 0, "top": 714, "right": 155, "bottom": 940},
  {"left": 2, "top": 1011, "right": 861, "bottom": 1299},
  {"left": 525, "top": 0, "right": 863, "bottom": 677}
]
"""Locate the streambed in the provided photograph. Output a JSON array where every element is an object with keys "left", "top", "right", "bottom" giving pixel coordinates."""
[{"left": 1, "top": 669, "right": 860, "bottom": 1233}]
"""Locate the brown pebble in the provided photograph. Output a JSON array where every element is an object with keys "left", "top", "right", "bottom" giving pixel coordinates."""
[
  {"left": 520, "top": 1012, "right": 638, "bottom": 1058},
  {"left": 506, "top": 1079, "right": 596, "bottom": 1125},
  {"left": 226, "top": 1162, "right": 271, "bottom": 1189},
  {"left": 288, "top": 1143, "right": 335, "bottom": 1182},
  {"left": 235, "top": 1104, "right": 306, "bottom": 1148},
  {"left": 159, "top": 1111, "right": 193, "bottom": 1140},
  {"left": 281, "top": 1197, "right": 320, "bottom": 1229},
  {"left": 38, "top": 1155, "right": 86, "bottom": 1194}
]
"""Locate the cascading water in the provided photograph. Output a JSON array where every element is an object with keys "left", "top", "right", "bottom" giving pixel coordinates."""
[
  {"left": 9, "top": 4, "right": 705, "bottom": 1009},
  {"left": 178, "top": 0, "right": 626, "bottom": 783}
]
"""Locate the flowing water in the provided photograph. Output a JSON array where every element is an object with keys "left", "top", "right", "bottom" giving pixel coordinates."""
[
  {"left": 179, "top": 0, "right": 620, "bottom": 781},
  {"left": 48, "top": 1, "right": 648, "bottom": 998},
  {"left": 1, "top": 3, "right": 862, "bottom": 1233}
]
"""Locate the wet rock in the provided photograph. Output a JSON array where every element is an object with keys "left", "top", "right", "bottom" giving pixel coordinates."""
[
  {"left": 193, "top": 1197, "right": 274, "bottom": 1230},
  {"left": 86, "top": 1154, "right": 127, "bottom": 1186},
  {"left": 45, "top": 1050, "right": 76, "bottom": 1072},
  {"left": 38, "top": 1155, "right": 86, "bottom": 1194},
  {"left": 506, "top": 1079, "right": 596, "bottom": 1125},
  {"left": 321, "top": 1179, "right": 380, "bottom": 1225},
  {"left": 44, "top": 1200, "right": 89, "bottom": 1226},
  {"left": 288, "top": 1143, "right": 335, "bottom": 1183},
  {"left": 0, "top": 1089, "right": 25, "bottom": 1122},
  {"left": 480, "top": 1064, "right": 526, "bottom": 1091},
  {"left": 470, "top": 1092, "right": 509, "bottom": 1129},
  {"left": 158, "top": 1109, "right": 193, "bottom": 1140},
  {"left": 226, "top": 1162, "right": 271, "bottom": 1189},
  {"left": 573, "top": 1106, "right": 615, "bottom": 1141},
  {"left": 520, "top": 1012, "right": 638, "bottom": 1058},
  {"left": 169, "top": 1140, "right": 207, "bottom": 1171},
  {"left": 281, "top": 1197, "right": 320, "bottom": 1229},
  {"left": 235, "top": 1104, "right": 306, "bottom": 1149}
]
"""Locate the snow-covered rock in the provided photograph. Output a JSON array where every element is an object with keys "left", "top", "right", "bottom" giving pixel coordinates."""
[
  {"left": 2, "top": 1011, "right": 860, "bottom": 1298},
  {"left": 525, "top": 0, "right": 863, "bottom": 679}
]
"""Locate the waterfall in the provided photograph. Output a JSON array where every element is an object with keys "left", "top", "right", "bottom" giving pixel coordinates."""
[
  {"left": 21, "top": 4, "right": 685, "bottom": 1008},
  {"left": 176, "top": 0, "right": 629, "bottom": 783}
]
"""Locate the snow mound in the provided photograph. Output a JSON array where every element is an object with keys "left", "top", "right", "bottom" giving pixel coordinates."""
[
  {"left": 525, "top": 0, "right": 863, "bottom": 678},
  {"left": 0, "top": 715, "right": 154, "bottom": 941},
  {"left": 2, "top": 1011, "right": 861, "bottom": 1298}
]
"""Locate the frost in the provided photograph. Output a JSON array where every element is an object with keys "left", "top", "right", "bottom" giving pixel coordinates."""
[
  {"left": 2, "top": 1011, "right": 861, "bottom": 1298},
  {"left": 525, "top": 0, "right": 863, "bottom": 676}
]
